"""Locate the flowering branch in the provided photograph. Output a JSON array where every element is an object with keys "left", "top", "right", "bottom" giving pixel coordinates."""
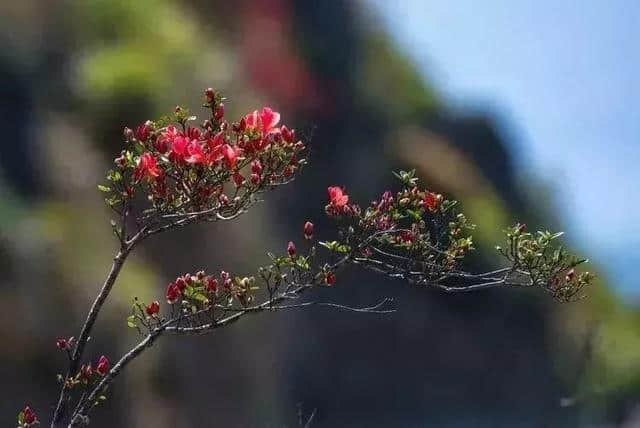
[{"left": 17, "top": 88, "right": 594, "bottom": 428}]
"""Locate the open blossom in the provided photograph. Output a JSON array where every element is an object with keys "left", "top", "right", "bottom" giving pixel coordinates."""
[
  {"left": 221, "top": 144, "right": 239, "bottom": 168},
  {"left": 135, "top": 153, "right": 162, "bottom": 181},
  {"left": 423, "top": 191, "right": 442, "bottom": 212},
  {"left": 184, "top": 140, "right": 206, "bottom": 164},
  {"left": 244, "top": 107, "right": 281, "bottom": 136},
  {"left": 96, "top": 355, "right": 110, "bottom": 376},
  {"left": 328, "top": 186, "right": 349, "bottom": 208}
]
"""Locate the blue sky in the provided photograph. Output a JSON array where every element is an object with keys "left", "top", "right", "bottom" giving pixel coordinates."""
[{"left": 370, "top": 0, "right": 640, "bottom": 295}]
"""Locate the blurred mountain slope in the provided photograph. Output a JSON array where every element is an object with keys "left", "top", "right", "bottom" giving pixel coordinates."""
[{"left": 0, "top": 0, "right": 639, "bottom": 426}]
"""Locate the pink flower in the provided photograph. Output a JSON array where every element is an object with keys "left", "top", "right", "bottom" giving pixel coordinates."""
[
  {"left": 244, "top": 107, "right": 281, "bottom": 136},
  {"left": 135, "top": 153, "right": 162, "bottom": 181},
  {"left": 207, "top": 131, "right": 225, "bottom": 150},
  {"left": 328, "top": 186, "right": 349, "bottom": 208},
  {"left": 221, "top": 144, "right": 238, "bottom": 168},
  {"left": 303, "top": 221, "right": 314, "bottom": 240},
  {"left": 96, "top": 356, "right": 109, "bottom": 376}
]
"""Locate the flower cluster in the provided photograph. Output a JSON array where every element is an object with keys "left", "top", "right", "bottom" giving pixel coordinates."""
[
  {"left": 497, "top": 224, "right": 594, "bottom": 301},
  {"left": 321, "top": 170, "right": 474, "bottom": 280},
  {"left": 102, "top": 90, "right": 306, "bottom": 233},
  {"left": 60, "top": 355, "right": 110, "bottom": 389}
]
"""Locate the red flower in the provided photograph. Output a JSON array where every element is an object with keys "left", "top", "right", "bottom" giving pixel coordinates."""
[
  {"left": 145, "top": 301, "right": 160, "bottom": 316},
  {"left": 170, "top": 135, "right": 190, "bottom": 161},
  {"left": 244, "top": 107, "right": 281, "bottom": 136},
  {"left": 304, "top": 221, "right": 314, "bottom": 240},
  {"left": 207, "top": 131, "right": 225, "bottom": 150},
  {"left": 287, "top": 241, "right": 296, "bottom": 256},
  {"left": 281, "top": 126, "right": 295, "bottom": 143},
  {"left": 166, "top": 283, "right": 181, "bottom": 304},
  {"left": 325, "top": 271, "right": 336, "bottom": 286},
  {"left": 328, "top": 186, "right": 349, "bottom": 208},
  {"left": 135, "top": 153, "right": 162, "bottom": 181},
  {"left": 21, "top": 406, "right": 37, "bottom": 425},
  {"left": 423, "top": 191, "right": 442, "bottom": 212},
  {"left": 184, "top": 140, "right": 206, "bottom": 164},
  {"left": 135, "top": 121, "right": 152, "bottom": 142},
  {"left": 96, "top": 356, "right": 109, "bottom": 376}
]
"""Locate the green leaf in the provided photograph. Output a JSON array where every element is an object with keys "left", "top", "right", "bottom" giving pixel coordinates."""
[
  {"left": 97, "top": 184, "right": 111, "bottom": 192},
  {"left": 126, "top": 315, "right": 137, "bottom": 328}
]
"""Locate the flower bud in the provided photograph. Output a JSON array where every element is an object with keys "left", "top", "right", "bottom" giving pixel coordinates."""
[
  {"left": 304, "top": 221, "right": 314, "bottom": 240},
  {"left": 325, "top": 271, "right": 336, "bottom": 286},
  {"left": 21, "top": 406, "right": 37, "bottom": 425},
  {"left": 175, "top": 277, "right": 187, "bottom": 291},
  {"left": 56, "top": 338, "right": 69, "bottom": 350},
  {"left": 251, "top": 160, "right": 263, "bottom": 175},
  {"left": 250, "top": 173, "right": 261, "bottom": 185},
  {"left": 287, "top": 241, "right": 296, "bottom": 257},
  {"left": 207, "top": 278, "right": 218, "bottom": 292},
  {"left": 214, "top": 103, "right": 225, "bottom": 121},
  {"left": 166, "top": 283, "right": 181, "bottom": 304},
  {"left": 205, "top": 88, "right": 215, "bottom": 103},
  {"left": 96, "top": 355, "right": 109, "bottom": 376},
  {"left": 233, "top": 172, "right": 245, "bottom": 187},
  {"left": 80, "top": 364, "right": 93, "bottom": 382},
  {"left": 123, "top": 127, "right": 134, "bottom": 141},
  {"left": 145, "top": 301, "right": 160, "bottom": 316},
  {"left": 566, "top": 269, "right": 576, "bottom": 282}
]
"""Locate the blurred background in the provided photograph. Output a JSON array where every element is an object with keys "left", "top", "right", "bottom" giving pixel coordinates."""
[{"left": 1, "top": 1, "right": 639, "bottom": 427}]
